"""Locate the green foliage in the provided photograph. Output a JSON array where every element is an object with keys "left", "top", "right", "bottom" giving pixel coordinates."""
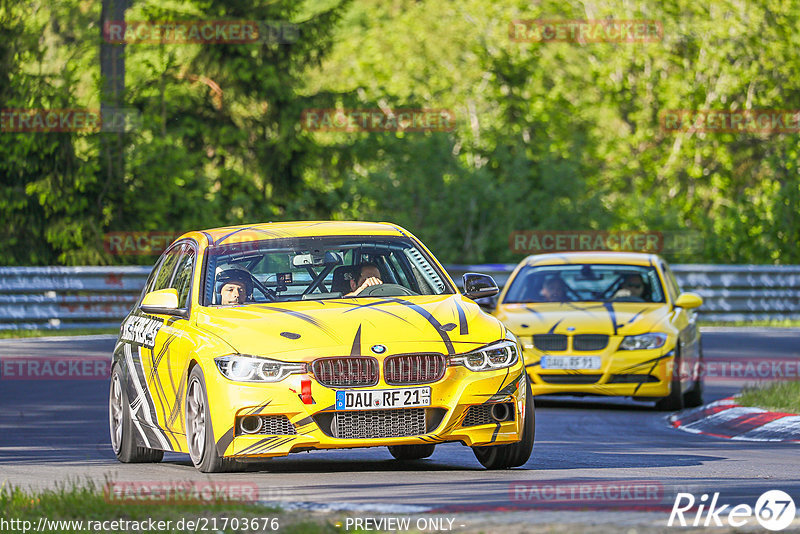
[
  {"left": 0, "top": 0, "right": 102, "bottom": 265},
  {"left": 1, "top": 0, "right": 799, "bottom": 265}
]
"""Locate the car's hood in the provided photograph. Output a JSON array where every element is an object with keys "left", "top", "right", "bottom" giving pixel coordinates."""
[
  {"left": 495, "top": 302, "right": 672, "bottom": 336},
  {"left": 194, "top": 294, "right": 505, "bottom": 359}
]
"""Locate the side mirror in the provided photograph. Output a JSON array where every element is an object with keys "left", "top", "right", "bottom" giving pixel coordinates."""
[
  {"left": 674, "top": 292, "right": 703, "bottom": 309},
  {"left": 141, "top": 288, "right": 185, "bottom": 317},
  {"left": 463, "top": 273, "right": 499, "bottom": 300}
]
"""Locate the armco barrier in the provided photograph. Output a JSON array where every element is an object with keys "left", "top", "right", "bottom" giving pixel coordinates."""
[
  {"left": 0, "top": 267, "right": 150, "bottom": 330},
  {"left": 1, "top": 264, "right": 798, "bottom": 330},
  {"left": 448, "top": 263, "right": 800, "bottom": 322}
]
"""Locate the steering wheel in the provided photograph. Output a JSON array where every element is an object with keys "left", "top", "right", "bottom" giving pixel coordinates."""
[
  {"left": 357, "top": 283, "right": 417, "bottom": 297},
  {"left": 600, "top": 279, "right": 625, "bottom": 301}
]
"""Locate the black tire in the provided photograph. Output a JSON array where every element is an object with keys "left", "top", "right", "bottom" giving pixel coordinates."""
[
  {"left": 186, "top": 366, "right": 242, "bottom": 473},
  {"left": 472, "top": 376, "right": 535, "bottom": 470},
  {"left": 388, "top": 444, "right": 436, "bottom": 460},
  {"left": 109, "top": 363, "right": 164, "bottom": 463},
  {"left": 655, "top": 349, "right": 685, "bottom": 411},
  {"left": 683, "top": 346, "right": 704, "bottom": 408}
]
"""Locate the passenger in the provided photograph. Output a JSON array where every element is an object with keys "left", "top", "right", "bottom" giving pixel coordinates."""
[
  {"left": 539, "top": 276, "right": 568, "bottom": 302},
  {"left": 216, "top": 269, "right": 252, "bottom": 305},
  {"left": 346, "top": 262, "right": 383, "bottom": 296}
]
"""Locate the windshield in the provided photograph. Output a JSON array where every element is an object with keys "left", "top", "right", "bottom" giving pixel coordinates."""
[
  {"left": 202, "top": 236, "right": 453, "bottom": 305},
  {"left": 503, "top": 264, "right": 666, "bottom": 304}
]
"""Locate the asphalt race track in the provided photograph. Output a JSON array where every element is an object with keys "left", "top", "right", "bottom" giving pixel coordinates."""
[{"left": 1, "top": 328, "right": 799, "bottom": 528}]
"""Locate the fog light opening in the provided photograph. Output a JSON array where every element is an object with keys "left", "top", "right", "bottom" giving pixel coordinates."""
[{"left": 240, "top": 415, "right": 263, "bottom": 434}]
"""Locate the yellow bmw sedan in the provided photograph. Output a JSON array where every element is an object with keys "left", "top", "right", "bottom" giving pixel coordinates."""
[
  {"left": 109, "top": 221, "right": 533, "bottom": 472},
  {"left": 492, "top": 252, "right": 703, "bottom": 411}
]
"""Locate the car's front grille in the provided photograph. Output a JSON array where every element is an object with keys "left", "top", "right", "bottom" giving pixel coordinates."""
[
  {"left": 384, "top": 353, "right": 446, "bottom": 385},
  {"left": 538, "top": 374, "right": 602, "bottom": 384},
  {"left": 332, "top": 408, "right": 426, "bottom": 439},
  {"left": 313, "top": 408, "right": 446, "bottom": 439},
  {"left": 533, "top": 334, "right": 567, "bottom": 351},
  {"left": 312, "top": 357, "right": 378, "bottom": 387},
  {"left": 608, "top": 374, "right": 659, "bottom": 384},
  {"left": 573, "top": 334, "right": 609, "bottom": 351}
]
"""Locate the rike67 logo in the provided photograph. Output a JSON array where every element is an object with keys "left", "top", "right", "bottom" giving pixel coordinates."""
[{"left": 668, "top": 490, "right": 796, "bottom": 531}]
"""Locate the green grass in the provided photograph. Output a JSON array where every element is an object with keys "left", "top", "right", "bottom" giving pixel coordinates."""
[
  {"left": 0, "top": 328, "right": 118, "bottom": 339},
  {"left": 0, "top": 480, "right": 345, "bottom": 534},
  {"left": 738, "top": 382, "right": 800, "bottom": 413}
]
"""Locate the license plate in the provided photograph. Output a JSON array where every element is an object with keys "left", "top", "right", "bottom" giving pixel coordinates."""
[
  {"left": 335, "top": 387, "right": 431, "bottom": 410},
  {"left": 541, "top": 356, "right": 602, "bottom": 370}
]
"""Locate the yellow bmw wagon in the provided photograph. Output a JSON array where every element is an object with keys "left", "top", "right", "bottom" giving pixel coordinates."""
[
  {"left": 492, "top": 252, "right": 703, "bottom": 411},
  {"left": 109, "top": 221, "right": 533, "bottom": 472}
]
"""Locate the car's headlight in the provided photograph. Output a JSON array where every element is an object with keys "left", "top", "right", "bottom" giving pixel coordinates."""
[
  {"left": 214, "top": 355, "right": 306, "bottom": 382},
  {"left": 450, "top": 340, "right": 519, "bottom": 372},
  {"left": 619, "top": 333, "right": 667, "bottom": 350}
]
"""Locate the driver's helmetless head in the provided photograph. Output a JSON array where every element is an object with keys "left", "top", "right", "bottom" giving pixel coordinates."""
[{"left": 351, "top": 263, "right": 381, "bottom": 292}]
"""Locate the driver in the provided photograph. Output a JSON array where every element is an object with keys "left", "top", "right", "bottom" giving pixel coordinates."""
[
  {"left": 216, "top": 268, "right": 253, "bottom": 305},
  {"left": 614, "top": 273, "right": 646, "bottom": 300},
  {"left": 539, "top": 275, "right": 568, "bottom": 302},
  {"left": 345, "top": 262, "right": 383, "bottom": 296}
]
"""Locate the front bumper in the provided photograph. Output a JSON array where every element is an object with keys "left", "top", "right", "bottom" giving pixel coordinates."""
[
  {"left": 524, "top": 346, "right": 676, "bottom": 398},
  {"left": 204, "top": 363, "right": 527, "bottom": 458}
]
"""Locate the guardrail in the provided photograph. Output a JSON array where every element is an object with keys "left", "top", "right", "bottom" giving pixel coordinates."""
[
  {"left": 0, "top": 267, "right": 150, "bottom": 330},
  {"left": 1, "top": 264, "right": 798, "bottom": 330},
  {"left": 449, "top": 264, "right": 800, "bottom": 322}
]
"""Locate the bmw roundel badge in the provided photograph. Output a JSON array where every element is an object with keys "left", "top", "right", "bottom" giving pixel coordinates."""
[{"left": 371, "top": 344, "right": 387, "bottom": 354}]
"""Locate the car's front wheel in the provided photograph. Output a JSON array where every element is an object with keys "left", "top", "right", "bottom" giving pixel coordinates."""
[
  {"left": 186, "top": 366, "right": 241, "bottom": 473},
  {"left": 109, "top": 363, "right": 163, "bottom": 463},
  {"left": 655, "top": 349, "right": 685, "bottom": 411},
  {"left": 683, "top": 345, "right": 704, "bottom": 408},
  {"left": 472, "top": 376, "right": 534, "bottom": 470}
]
